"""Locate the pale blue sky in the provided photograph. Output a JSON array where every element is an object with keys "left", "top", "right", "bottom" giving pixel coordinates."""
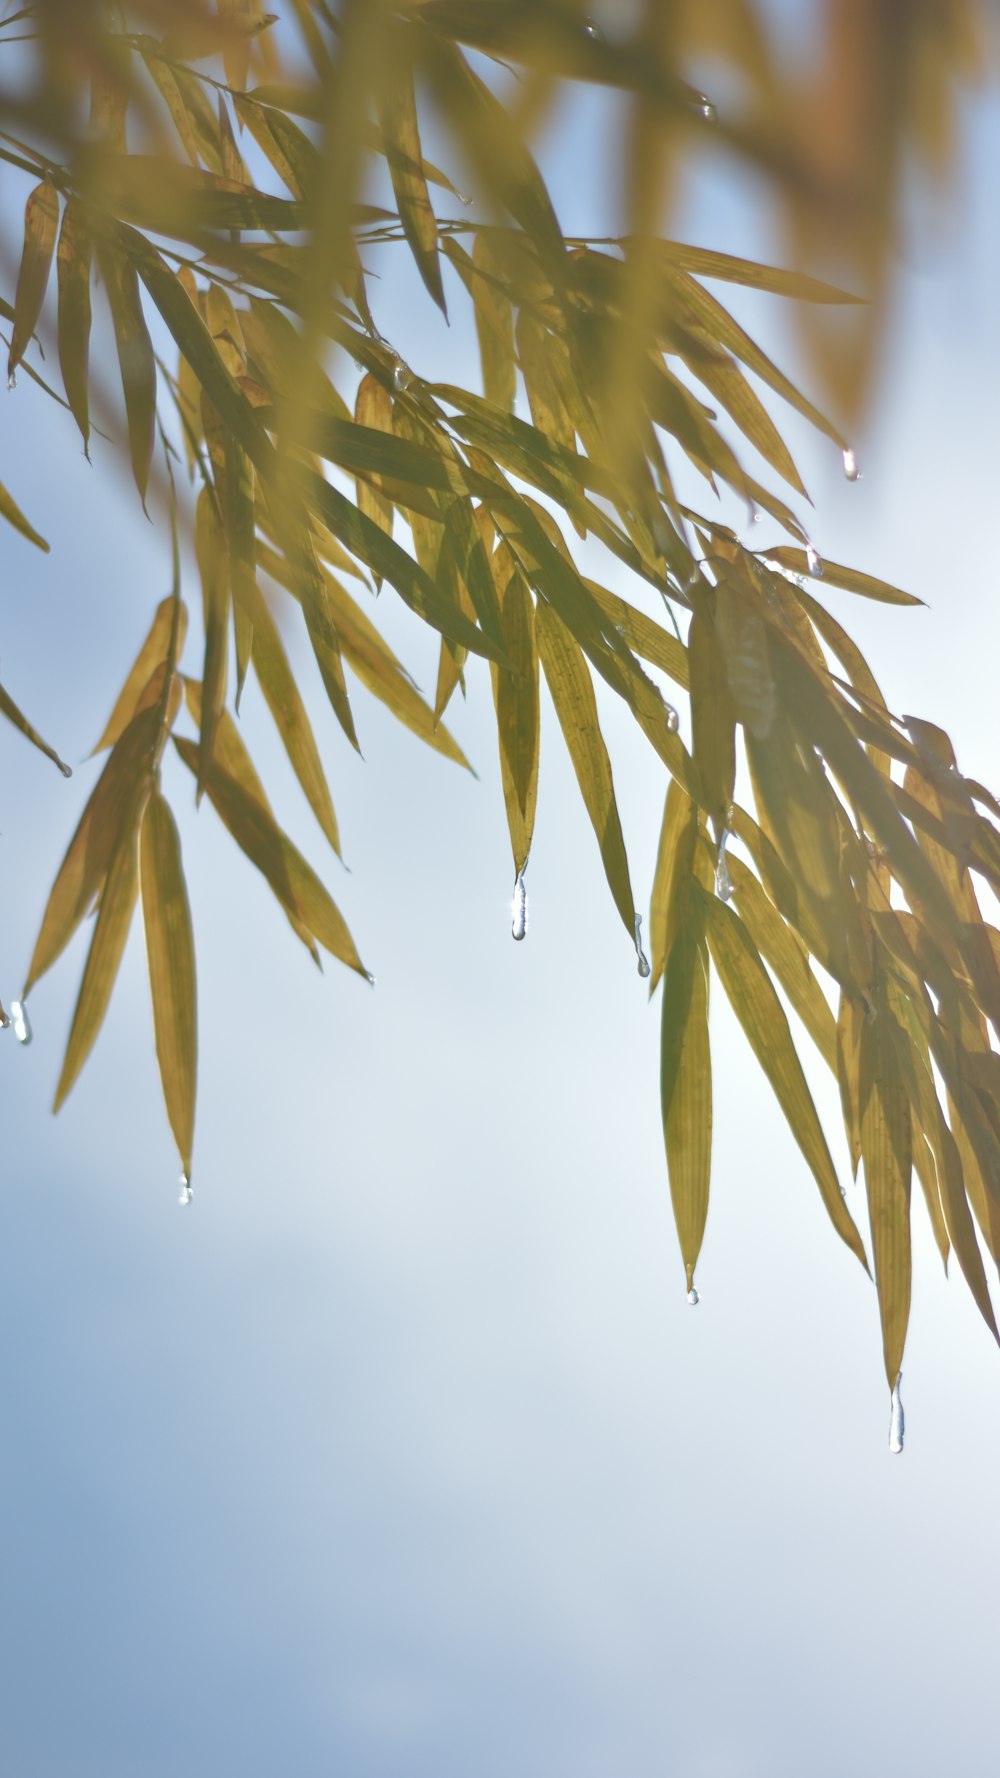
[{"left": 1, "top": 21, "right": 999, "bottom": 1777}]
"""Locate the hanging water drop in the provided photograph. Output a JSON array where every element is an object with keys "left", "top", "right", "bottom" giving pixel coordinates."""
[
  {"left": 842, "top": 446, "right": 861, "bottom": 482},
  {"left": 687, "top": 1286, "right": 700, "bottom": 1306},
  {"left": 694, "top": 95, "right": 717, "bottom": 123},
  {"left": 511, "top": 868, "right": 527, "bottom": 942},
  {"left": 391, "top": 355, "right": 411, "bottom": 393},
  {"left": 7, "top": 371, "right": 16, "bottom": 392},
  {"left": 634, "top": 913, "right": 651, "bottom": 979},
  {"left": 888, "top": 1374, "right": 904, "bottom": 1454},
  {"left": 178, "top": 1172, "right": 193, "bottom": 1208},
  {"left": 10, "top": 1000, "right": 32, "bottom": 1045},
  {"left": 714, "top": 824, "right": 732, "bottom": 902},
  {"left": 665, "top": 703, "right": 679, "bottom": 735},
  {"left": 582, "top": 18, "right": 604, "bottom": 40},
  {"left": 805, "top": 543, "right": 824, "bottom": 578},
  {"left": 58, "top": 759, "right": 73, "bottom": 779}
]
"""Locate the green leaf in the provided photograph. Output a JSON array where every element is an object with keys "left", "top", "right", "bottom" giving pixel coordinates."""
[
  {"left": 140, "top": 789, "right": 197, "bottom": 1180},
  {"left": 353, "top": 374, "right": 395, "bottom": 549},
  {"left": 56, "top": 199, "right": 93, "bottom": 452},
  {"left": 689, "top": 611, "right": 735, "bottom": 833},
  {"left": 8, "top": 180, "right": 59, "bottom": 381},
  {"left": 726, "top": 856, "right": 838, "bottom": 1072},
  {"left": 194, "top": 490, "right": 230, "bottom": 799},
  {"left": 536, "top": 599, "right": 635, "bottom": 939},
  {"left": 701, "top": 888, "right": 869, "bottom": 1269}
]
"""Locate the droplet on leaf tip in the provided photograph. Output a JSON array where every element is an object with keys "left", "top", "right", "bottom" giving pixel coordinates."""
[
  {"left": 391, "top": 355, "right": 411, "bottom": 393},
  {"left": 634, "top": 912, "right": 651, "bottom": 978},
  {"left": 583, "top": 18, "right": 604, "bottom": 40},
  {"left": 889, "top": 1374, "right": 904, "bottom": 1454},
  {"left": 687, "top": 1286, "right": 700, "bottom": 1306},
  {"left": 178, "top": 1172, "right": 193, "bottom": 1208},
  {"left": 58, "top": 760, "right": 73, "bottom": 778},
  {"left": 7, "top": 372, "right": 16, "bottom": 391},
  {"left": 842, "top": 446, "right": 861, "bottom": 481},
  {"left": 714, "top": 824, "right": 732, "bottom": 902},
  {"left": 511, "top": 868, "right": 527, "bottom": 941},
  {"left": 10, "top": 1000, "right": 32, "bottom": 1045},
  {"left": 805, "top": 543, "right": 824, "bottom": 578},
  {"left": 665, "top": 703, "right": 679, "bottom": 735},
  {"left": 694, "top": 96, "right": 717, "bottom": 122}
]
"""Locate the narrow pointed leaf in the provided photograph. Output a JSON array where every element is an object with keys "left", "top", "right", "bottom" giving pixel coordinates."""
[
  {"left": 536, "top": 600, "right": 635, "bottom": 938},
  {"left": 689, "top": 611, "right": 735, "bottom": 832},
  {"left": 92, "top": 598, "right": 187, "bottom": 754},
  {"left": 245, "top": 582, "right": 340, "bottom": 855},
  {"left": 379, "top": 60, "right": 447, "bottom": 312},
  {"left": 0, "top": 481, "right": 49, "bottom": 552},
  {"left": 859, "top": 1012, "right": 912, "bottom": 1387},
  {"left": 9, "top": 181, "right": 59, "bottom": 381},
  {"left": 140, "top": 790, "right": 197, "bottom": 1178},
  {"left": 490, "top": 553, "right": 539, "bottom": 873},
  {"left": 98, "top": 244, "right": 157, "bottom": 503},
  {"left": 0, "top": 676, "right": 70, "bottom": 773},
  {"left": 56, "top": 199, "right": 92, "bottom": 451},
  {"left": 702, "top": 889, "right": 868, "bottom": 1268},
  {"left": 661, "top": 877, "right": 712, "bottom": 1292},
  {"left": 195, "top": 490, "right": 229, "bottom": 799},
  {"left": 53, "top": 791, "right": 146, "bottom": 1112}
]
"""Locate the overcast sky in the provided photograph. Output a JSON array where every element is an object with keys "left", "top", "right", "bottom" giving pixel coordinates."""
[{"left": 1, "top": 21, "right": 999, "bottom": 1778}]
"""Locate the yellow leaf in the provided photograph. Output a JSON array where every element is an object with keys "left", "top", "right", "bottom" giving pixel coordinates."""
[
  {"left": 689, "top": 611, "right": 735, "bottom": 833},
  {"left": 98, "top": 241, "right": 157, "bottom": 504},
  {"left": 661, "top": 876, "right": 712, "bottom": 1293},
  {"left": 860, "top": 1011, "right": 912, "bottom": 1387},
  {"left": 91, "top": 597, "right": 187, "bottom": 754},
  {"left": 56, "top": 200, "right": 92, "bottom": 452},
  {"left": 244, "top": 581, "right": 341, "bottom": 855},
  {"left": 490, "top": 551, "right": 539, "bottom": 874},
  {"left": 9, "top": 181, "right": 59, "bottom": 381},
  {"left": 140, "top": 790, "right": 197, "bottom": 1179}
]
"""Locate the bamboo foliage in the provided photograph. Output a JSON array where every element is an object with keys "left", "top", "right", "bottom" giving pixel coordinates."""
[{"left": 0, "top": 1, "right": 998, "bottom": 1402}]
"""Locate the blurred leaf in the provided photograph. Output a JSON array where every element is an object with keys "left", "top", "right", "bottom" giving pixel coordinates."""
[
  {"left": 661, "top": 863, "right": 712, "bottom": 1294},
  {"left": 689, "top": 611, "right": 735, "bottom": 833},
  {"left": 140, "top": 788, "right": 197, "bottom": 1179},
  {"left": 97, "top": 242, "right": 157, "bottom": 504},
  {"left": 490, "top": 549, "right": 539, "bottom": 874},
  {"left": 379, "top": 53, "right": 447, "bottom": 312},
  {"left": 8, "top": 180, "right": 58, "bottom": 382},
  {"left": 353, "top": 374, "right": 394, "bottom": 550},
  {"left": 55, "top": 199, "right": 92, "bottom": 452},
  {"left": 0, "top": 480, "right": 49, "bottom": 553},
  {"left": 194, "top": 489, "right": 230, "bottom": 799}
]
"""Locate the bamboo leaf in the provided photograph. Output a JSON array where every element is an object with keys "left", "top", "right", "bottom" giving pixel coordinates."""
[
  {"left": 726, "top": 856, "right": 838, "bottom": 1071},
  {"left": 353, "top": 373, "right": 394, "bottom": 548},
  {"left": 859, "top": 1012, "right": 913, "bottom": 1387},
  {"left": 649, "top": 778, "right": 694, "bottom": 996},
  {"left": 92, "top": 597, "right": 187, "bottom": 754},
  {"left": 244, "top": 581, "right": 341, "bottom": 855},
  {"left": 53, "top": 787, "right": 146, "bottom": 1112},
  {"left": 56, "top": 199, "right": 92, "bottom": 452},
  {"left": 661, "top": 876, "right": 712, "bottom": 1293},
  {"left": 689, "top": 611, "right": 735, "bottom": 833},
  {"left": 0, "top": 675, "right": 70, "bottom": 773},
  {"left": 701, "top": 889, "right": 869, "bottom": 1268},
  {"left": 24, "top": 706, "right": 161, "bottom": 995},
  {"left": 764, "top": 548, "right": 923, "bottom": 607},
  {"left": 140, "top": 789, "right": 197, "bottom": 1178},
  {"left": 0, "top": 480, "right": 49, "bottom": 552},
  {"left": 8, "top": 180, "right": 58, "bottom": 381},
  {"left": 98, "top": 242, "right": 157, "bottom": 504},
  {"left": 173, "top": 736, "right": 367, "bottom": 978},
  {"left": 195, "top": 489, "right": 230, "bottom": 799},
  {"left": 490, "top": 551, "right": 539, "bottom": 874},
  {"left": 379, "top": 57, "right": 447, "bottom": 312},
  {"left": 536, "top": 600, "right": 635, "bottom": 939}
]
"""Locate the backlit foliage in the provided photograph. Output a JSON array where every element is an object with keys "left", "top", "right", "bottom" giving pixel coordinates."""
[{"left": 2, "top": 0, "right": 999, "bottom": 1400}]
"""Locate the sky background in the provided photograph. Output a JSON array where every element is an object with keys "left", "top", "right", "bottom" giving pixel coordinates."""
[{"left": 2, "top": 11, "right": 1000, "bottom": 1776}]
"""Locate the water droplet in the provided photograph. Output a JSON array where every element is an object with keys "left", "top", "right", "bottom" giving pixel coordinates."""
[
  {"left": 888, "top": 1374, "right": 904, "bottom": 1454},
  {"left": 459, "top": 191, "right": 474, "bottom": 207},
  {"left": 178, "top": 1172, "right": 193, "bottom": 1208},
  {"left": 805, "top": 543, "right": 824, "bottom": 578},
  {"left": 391, "top": 355, "right": 411, "bottom": 393},
  {"left": 693, "top": 95, "right": 717, "bottom": 123},
  {"left": 10, "top": 1000, "right": 32, "bottom": 1045},
  {"left": 687, "top": 1286, "right": 700, "bottom": 1306},
  {"left": 7, "top": 371, "right": 16, "bottom": 391},
  {"left": 714, "top": 825, "right": 732, "bottom": 902},
  {"left": 58, "top": 759, "right": 73, "bottom": 778},
  {"left": 665, "top": 703, "right": 679, "bottom": 735},
  {"left": 582, "top": 18, "right": 604, "bottom": 40},
  {"left": 511, "top": 868, "right": 527, "bottom": 941},
  {"left": 634, "top": 913, "right": 651, "bottom": 978},
  {"left": 842, "top": 446, "right": 861, "bottom": 481}
]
